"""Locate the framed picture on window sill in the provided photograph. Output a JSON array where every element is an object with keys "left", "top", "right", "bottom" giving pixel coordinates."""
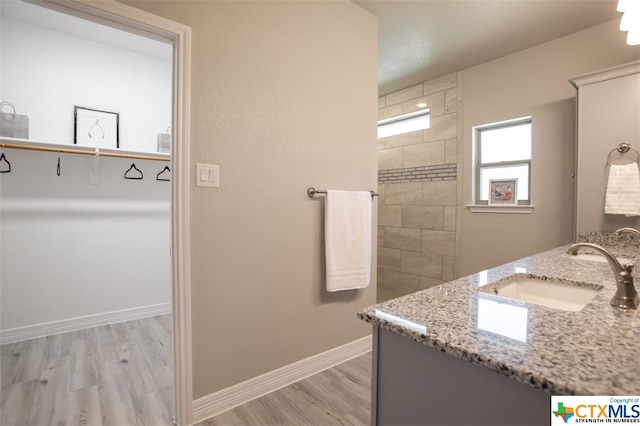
[
  {"left": 74, "top": 106, "right": 119, "bottom": 149},
  {"left": 489, "top": 179, "right": 517, "bottom": 205}
]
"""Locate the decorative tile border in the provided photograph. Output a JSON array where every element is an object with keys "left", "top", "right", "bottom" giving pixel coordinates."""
[{"left": 378, "top": 163, "right": 457, "bottom": 183}]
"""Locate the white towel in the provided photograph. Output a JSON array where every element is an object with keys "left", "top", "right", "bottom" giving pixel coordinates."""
[
  {"left": 324, "top": 190, "right": 372, "bottom": 292},
  {"left": 605, "top": 163, "right": 640, "bottom": 216}
]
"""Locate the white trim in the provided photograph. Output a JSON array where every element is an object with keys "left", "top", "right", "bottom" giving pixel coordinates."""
[
  {"left": 191, "top": 335, "right": 373, "bottom": 424},
  {"left": 569, "top": 60, "right": 640, "bottom": 88},
  {"left": 467, "top": 204, "right": 534, "bottom": 214},
  {"left": 29, "top": 2, "right": 194, "bottom": 425},
  {"left": 1, "top": 198, "right": 170, "bottom": 216},
  {"left": 0, "top": 303, "right": 171, "bottom": 345},
  {"left": 171, "top": 21, "right": 194, "bottom": 426}
]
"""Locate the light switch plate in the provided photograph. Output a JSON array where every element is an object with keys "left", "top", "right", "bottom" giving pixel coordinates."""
[{"left": 196, "top": 163, "right": 219, "bottom": 188}]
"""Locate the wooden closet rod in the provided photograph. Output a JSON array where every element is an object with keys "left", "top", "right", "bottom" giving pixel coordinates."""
[{"left": 1, "top": 142, "right": 170, "bottom": 162}]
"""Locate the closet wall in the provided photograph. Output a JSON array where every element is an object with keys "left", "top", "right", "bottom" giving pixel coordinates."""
[
  {"left": 0, "top": 8, "right": 173, "bottom": 342},
  {"left": 1, "top": 15, "right": 171, "bottom": 148}
]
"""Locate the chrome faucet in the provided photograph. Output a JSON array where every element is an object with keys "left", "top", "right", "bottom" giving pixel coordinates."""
[
  {"left": 567, "top": 242, "right": 639, "bottom": 309},
  {"left": 615, "top": 227, "right": 640, "bottom": 238}
]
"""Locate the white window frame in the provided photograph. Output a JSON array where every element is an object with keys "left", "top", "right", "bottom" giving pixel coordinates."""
[{"left": 473, "top": 117, "right": 532, "bottom": 207}]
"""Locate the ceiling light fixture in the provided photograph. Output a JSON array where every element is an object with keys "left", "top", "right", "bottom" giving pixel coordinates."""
[{"left": 617, "top": 0, "right": 640, "bottom": 45}]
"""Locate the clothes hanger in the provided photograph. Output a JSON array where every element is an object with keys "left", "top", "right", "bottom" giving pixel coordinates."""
[
  {"left": 156, "top": 165, "right": 171, "bottom": 181},
  {"left": 0, "top": 152, "right": 11, "bottom": 173},
  {"left": 57, "top": 156, "right": 61, "bottom": 176},
  {"left": 124, "top": 163, "right": 143, "bottom": 180}
]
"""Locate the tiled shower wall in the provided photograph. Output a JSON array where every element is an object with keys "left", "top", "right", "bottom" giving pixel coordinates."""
[{"left": 377, "top": 73, "right": 459, "bottom": 301}]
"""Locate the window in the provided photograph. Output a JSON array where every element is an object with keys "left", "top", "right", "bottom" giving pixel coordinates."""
[
  {"left": 474, "top": 117, "right": 531, "bottom": 205},
  {"left": 378, "top": 109, "right": 430, "bottom": 138}
]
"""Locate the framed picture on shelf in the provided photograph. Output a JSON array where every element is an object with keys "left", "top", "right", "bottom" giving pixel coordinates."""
[
  {"left": 74, "top": 106, "right": 119, "bottom": 148},
  {"left": 489, "top": 179, "right": 517, "bottom": 205}
]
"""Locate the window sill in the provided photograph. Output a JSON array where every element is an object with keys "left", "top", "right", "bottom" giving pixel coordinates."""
[{"left": 467, "top": 204, "right": 534, "bottom": 214}]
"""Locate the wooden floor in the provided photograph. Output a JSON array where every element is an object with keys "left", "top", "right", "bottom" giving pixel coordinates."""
[
  {"left": 199, "top": 352, "right": 371, "bottom": 426},
  {"left": 1, "top": 315, "right": 174, "bottom": 426},
  {"left": 1, "top": 315, "right": 372, "bottom": 426}
]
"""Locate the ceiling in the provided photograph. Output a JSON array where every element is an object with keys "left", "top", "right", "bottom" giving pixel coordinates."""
[
  {"left": 2, "top": 0, "right": 622, "bottom": 94},
  {"left": 354, "top": 0, "right": 622, "bottom": 95},
  {"left": 0, "top": 0, "right": 172, "bottom": 60}
]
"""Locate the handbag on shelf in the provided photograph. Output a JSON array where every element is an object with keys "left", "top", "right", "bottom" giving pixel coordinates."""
[
  {"left": 157, "top": 126, "right": 171, "bottom": 153},
  {"left": 0, "top": 101, "right": 29, "bottom": 139}
]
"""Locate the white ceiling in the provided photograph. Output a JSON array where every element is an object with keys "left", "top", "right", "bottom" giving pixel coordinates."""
[
  {"left": 0, "top": 0, "right": 172, "bottom": 61},
  {"left": 1, "top": 0, "right": 622, "bottom": 95},
  {"left": 355, "top": 0, "right": 622, "bottom": 95}
]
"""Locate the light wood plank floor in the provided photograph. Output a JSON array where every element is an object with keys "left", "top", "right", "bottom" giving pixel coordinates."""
[
  {"left": 2, "top": 315, "right": 371, "bottom": 426},
  {"left": 1, "top": 315, "right": 174, "bottom": 426},
  {"left": 198, "top": 352, "right": 371, "bottom": 426}
]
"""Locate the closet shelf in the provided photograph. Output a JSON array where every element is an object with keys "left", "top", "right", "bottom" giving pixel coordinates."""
[{"left": 0, "top": 137, "right": 170, "bottom": 162}]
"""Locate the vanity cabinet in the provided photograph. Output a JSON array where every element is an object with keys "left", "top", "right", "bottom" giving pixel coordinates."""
[
  {"left": 570, "top": 61, "right": 640, "bottom": 233},
  {"left": 371, "top": 327, "right": 548, "bottom": 426},
  {"left": 360, "top": 244, "right": 640, "bottom": 426}
]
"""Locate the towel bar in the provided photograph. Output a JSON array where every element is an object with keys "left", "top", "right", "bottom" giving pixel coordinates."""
[{"left": 307, "top": 187, "right": 379, "bottom": 198}]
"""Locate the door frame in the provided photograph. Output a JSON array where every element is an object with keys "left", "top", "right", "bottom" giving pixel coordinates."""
[{"left": 30, "top": 1, "right": 194, "bottom": 424}]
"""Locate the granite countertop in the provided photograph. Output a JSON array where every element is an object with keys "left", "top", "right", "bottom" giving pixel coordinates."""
[{"left": 358, "top": 236, "right": 640, "bottom": 396}]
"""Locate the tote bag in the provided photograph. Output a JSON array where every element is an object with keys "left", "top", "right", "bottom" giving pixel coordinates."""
[{"left": 0, "top": 102, "right": 29, "bottom": 139}]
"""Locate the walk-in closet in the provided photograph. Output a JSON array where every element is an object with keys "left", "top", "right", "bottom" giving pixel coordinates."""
[{"left": 0, "top": 1, "right": 175, "bottom": 423}]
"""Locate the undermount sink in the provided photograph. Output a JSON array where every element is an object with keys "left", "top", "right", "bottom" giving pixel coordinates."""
[
  {"left": 568, "top": 252, "right": 634, "bottom": 264},
  {"left": 478, "top": 274, "right": 603, "bottom": 312}
]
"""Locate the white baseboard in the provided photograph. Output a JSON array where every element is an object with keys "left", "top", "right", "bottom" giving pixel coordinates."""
[
  {"left": 191, "top": 334, "right": 372, "bottom": 424},
  {"left": 0, "top": 302, "right": 171, "bottom": 344}
]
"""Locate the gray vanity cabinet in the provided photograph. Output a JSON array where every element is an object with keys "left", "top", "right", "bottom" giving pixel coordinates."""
[{"left": 371, "top": 327, "right": 549, "bottom": 426}]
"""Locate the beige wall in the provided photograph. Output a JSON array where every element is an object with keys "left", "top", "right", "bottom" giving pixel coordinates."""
[
  {"left": 374, "top": 19, "right": 640, "bottom": 291},
  {"left": 459, "top": 19, "right": 640, "bottom": 277},
  {"left": 124, "top": 0, "right": 378, "bottom": 399},
  {"left": 376, "top": 73, "right": 459, "bottom": 301}
]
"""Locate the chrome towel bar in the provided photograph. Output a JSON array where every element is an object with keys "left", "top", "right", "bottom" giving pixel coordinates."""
[{"left": 307, "top": 187, "right": 379, "bottom": 198}]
